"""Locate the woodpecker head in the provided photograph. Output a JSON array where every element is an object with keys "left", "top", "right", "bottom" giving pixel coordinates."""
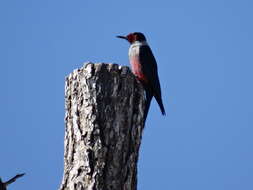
[{"left": 117, "top": 32, "right": 146, "bottom": 44}]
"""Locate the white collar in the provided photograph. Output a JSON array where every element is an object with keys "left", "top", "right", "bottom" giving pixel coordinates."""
[{"left": 131, "top": 41, "right": 148, "bottom": 46}]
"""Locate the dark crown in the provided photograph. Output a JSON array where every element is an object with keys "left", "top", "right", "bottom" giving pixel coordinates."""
[{"left": 133, "top": 32, "right": 146, "bottom": 41}]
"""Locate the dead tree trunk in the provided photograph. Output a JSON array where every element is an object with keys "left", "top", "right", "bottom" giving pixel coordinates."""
[{"left": 59, "top": 63, "right": 145, "bottom": 190}]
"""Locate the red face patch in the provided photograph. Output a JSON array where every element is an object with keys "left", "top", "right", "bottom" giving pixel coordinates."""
[{"left": 126, "top": 33, "right": 135, "bottom": 43}]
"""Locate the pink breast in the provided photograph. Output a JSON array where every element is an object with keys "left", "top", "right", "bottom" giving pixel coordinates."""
[{"left": 130, "top": 56, "right": 148, "bottom": 84}]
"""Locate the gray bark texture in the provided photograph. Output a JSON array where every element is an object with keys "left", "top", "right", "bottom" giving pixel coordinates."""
[{"left": 59, "top": 62, "right": 145, "bottom": 190}]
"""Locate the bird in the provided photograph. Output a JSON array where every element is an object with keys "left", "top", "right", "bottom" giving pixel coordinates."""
[
  {"left": 0, "top": 173, "right": 25, "bottom": 190},
  {"left": 117, "top": 32, "right": 165, "bottom": 121}
]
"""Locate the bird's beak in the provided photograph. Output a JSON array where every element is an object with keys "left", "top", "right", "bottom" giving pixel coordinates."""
[{"left": 116, "top": 35, "right": 127, "bottom": 40}]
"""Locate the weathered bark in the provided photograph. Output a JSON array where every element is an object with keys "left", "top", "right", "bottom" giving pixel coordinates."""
[{"left": 59, "top": 63, "right": 145, "bottom": 190}]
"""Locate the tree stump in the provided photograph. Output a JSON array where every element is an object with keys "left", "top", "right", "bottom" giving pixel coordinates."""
[{"left": 59, "top": 63, "right": 145, "bottom": 190}]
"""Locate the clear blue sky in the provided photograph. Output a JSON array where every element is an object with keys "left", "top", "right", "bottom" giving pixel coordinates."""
[{"left": 1, "top": 0, "right": 253, "bottom": 190}]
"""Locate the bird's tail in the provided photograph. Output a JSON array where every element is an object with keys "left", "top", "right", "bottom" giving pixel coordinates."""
[
  {"left": 155, "top": 95, "right": 166, "bottom": 115},
  {"left": 144, "top": 91, "right": 153, "bottom": 123}
]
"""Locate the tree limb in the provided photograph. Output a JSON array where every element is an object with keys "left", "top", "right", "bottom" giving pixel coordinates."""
[{"left": 59, "top": 63, "right": 145, "bottom": 190}]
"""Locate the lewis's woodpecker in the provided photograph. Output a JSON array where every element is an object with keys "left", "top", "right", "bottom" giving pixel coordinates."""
[{"left": 117, "top": 32, "right": 165, "bottom": 120}]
